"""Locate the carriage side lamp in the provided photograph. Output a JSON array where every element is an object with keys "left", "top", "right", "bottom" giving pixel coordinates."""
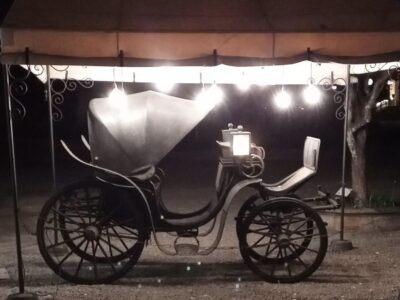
[{"left": 232, "top": 131, "right": 251, "bottom": 156}]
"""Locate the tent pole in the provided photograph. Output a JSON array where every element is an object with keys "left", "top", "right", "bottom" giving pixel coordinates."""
[
  {"left": 46, "top": 65, "right": 56, "bottom": 191},
  {"left": 45, "top": 65, "right": 62, "bottom": 251},
  {"left": 340, "top": 65, "right": 351, "bottom": 241},
  {"left": 2, "top": 65, "right": 37, "bottom": 299},
  {"left": 331, "top": 64, "right": 353, "bottom": 251}
]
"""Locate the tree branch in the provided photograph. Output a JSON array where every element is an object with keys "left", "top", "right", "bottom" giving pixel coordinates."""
[{"left": 365, "top": 72, "right": 390, "bottom": 123}]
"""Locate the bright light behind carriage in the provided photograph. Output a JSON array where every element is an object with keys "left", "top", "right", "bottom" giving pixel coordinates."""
[
  {"left": 154, "top": 68, "right": 175, "bottom": 92},
  {"left": 273, "top": 89, "right": 292, "bottom": 110},
  {"left": 303, "top": 84, "right": 321, "bottom": 105},
  {"left": 108, "top": 86, "right": 127, "bottom": 107},
  {"left": 236, "top": 73, "right": 251, "bottom": 91},
  {"left": 232, "top": 133, "right": 250, "bottom": 156},
  {"left": 155, "top": 80, "right": 175, "bottom": 93},
  {"left": 195, "top": 84, "right": 224, "bottom": 109},
  {"left": 237, "top": 81, "right": 251, "bottom": 91}
]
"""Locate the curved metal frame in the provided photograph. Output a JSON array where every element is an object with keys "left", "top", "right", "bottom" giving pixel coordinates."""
[{"left": 60, "top": 139, "right": 261, "bottom": 256}]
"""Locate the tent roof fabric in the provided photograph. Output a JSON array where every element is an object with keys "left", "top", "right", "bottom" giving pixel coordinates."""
[
  {"left": 4, "top": 0, "right": 400, "bottom": 33},
  {"left": 2, "top": 0, "right": 400, "bottom": 66}
]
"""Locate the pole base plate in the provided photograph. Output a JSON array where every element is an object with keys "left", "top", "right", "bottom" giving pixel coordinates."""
[
  {"left": 7, "top": 292, "right": 39, "bottom": 300},
  {"left": 330, "top": 239, "right": 354, "bottom": 252}
]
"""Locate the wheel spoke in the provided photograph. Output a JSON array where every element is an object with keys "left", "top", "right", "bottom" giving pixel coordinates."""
[
  {"left": 291, "top": 217, "right": 313, "bottom": 233},
  {"left": 264, "top": 235, "right": 273, "bottom": 256},
  {"left": 290, "top": 233, "right": 325, "bottom": 242},
  {"left": 110, "top": 226, "right": 130, "bottom": 251},
  {"left": 98, "top": 237, "right": 126, "bottom": 254},
  {"left": 74, "top": 241, "right": 90, "bottom": 277},
  {"left": 288, "top": 244, "right": 309, "bottom": 270},
  {"left": 46, "top": 234, "right": 84, "bottom": 249},
  {"left": 43, "top": 226, "right": 85, "bottom": 234},
  {"left": 249, "top": 235, "right": 266, "bottom": 248},
  {"left": 289, "top": 242, "right": 319, "bottom": 254},
  {"left": 264, "top": 244, "right": 279, "bottom": 257},
  {"left": 270, "top": 247, "right": 281, "bottom": 276},
  {"left": 69, "top": 199, "right": 87, "bottom": 224},
  {"left": 247, "top": 226, "right": 274, "bottom": 235},
  {"left": 285, "top": 225, "right": 318, "bottom": 235},
  {"left": 106, "top": 227, "right": 114, "bottom": 258},
  {"left": 283, "top": 248, "right": 292, "bottom": 277},
  {"left": 105, "top": 232, "right": 139, "bottom": 240},
  {"left": 97, "top": 240, "right": 117, "bottom": 273},
  {"left": 51, "top": 208, "right": 82, "bottom": 226},
  {"left": 91, "top": 241, "right": 98, "bottom": 279},
  {"left": 57, "top": 239, "right": 85, "bottom": 267}
]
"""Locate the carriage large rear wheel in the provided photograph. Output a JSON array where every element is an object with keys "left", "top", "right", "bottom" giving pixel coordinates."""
[
  {"left": 37, "top": 180, "right": 148, "bottom": 284},
  {"left": 237, "top": 197, "right": 327, "bottom": 283}
]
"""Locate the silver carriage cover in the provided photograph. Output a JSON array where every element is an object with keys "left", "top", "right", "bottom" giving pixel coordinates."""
[{"left": 88, "top": 90, "right": 211, "bottom": 176}]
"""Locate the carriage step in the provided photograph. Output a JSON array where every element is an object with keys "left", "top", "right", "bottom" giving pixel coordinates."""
[{"left": 174, "top": 243, "right": 200, "bottom": 255}]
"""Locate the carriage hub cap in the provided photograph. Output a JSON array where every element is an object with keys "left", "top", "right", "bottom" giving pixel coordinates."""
[
  {"left": 277, "top": 234, "right": 291, "bottom": 248},
  {"left": 84, "top": 226, "right": 100, "bottom": 241}
]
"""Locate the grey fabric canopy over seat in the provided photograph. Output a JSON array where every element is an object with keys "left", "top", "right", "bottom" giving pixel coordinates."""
[
  {"left": 87, "top": 90, "right": 212, "bottom": 179},
  {"left": 261, "top": 137, "right": 320, "bottom": 196}
]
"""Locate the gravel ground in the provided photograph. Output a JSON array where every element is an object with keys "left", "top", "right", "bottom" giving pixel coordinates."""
[
  {"left": 0, "top": 192, "right": 399, "bottom": 300},
  {"left": 0, "top": 146, "right": 399, "bottom": 300}
]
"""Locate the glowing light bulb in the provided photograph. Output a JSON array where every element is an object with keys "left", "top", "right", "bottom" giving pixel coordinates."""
[
  {"left": 108, "top": 86, "right": 127, "bottom": 108},
  {"left": 195, "top": 84, "right": 224, "bottom": 109},
  {"left": 303, "top": 84, "right": 321, "bottom": 105},
  {"left": 154, "top": 68, "right": 175, "bottom": 92},
  {"left": 274, "top": 89, "right": 292, "bottom": 110},
  {"left": 237, "top": 81, "right": 251, "bottom": 91},
  {"left": 155, "top": 81, "right": 175, "bottom": 93},
  {"left": 236, "top": 73, "right": 251, "bottom": 91}
]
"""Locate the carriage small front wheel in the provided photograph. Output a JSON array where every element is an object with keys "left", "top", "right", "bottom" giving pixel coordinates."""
[
  {"left": 237, "top": 197, "right": 327, "bottom": 283},
  {"left": 236, "top": 194, "right": 314, "bottom": 264},
  {"left": 37, "top": 180, "right": 148, "bottom": 284}
]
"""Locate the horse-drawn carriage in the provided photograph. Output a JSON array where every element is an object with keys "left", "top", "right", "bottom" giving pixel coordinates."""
[{"left": 36, "top": 91, "right": 338, "bottom": 284}]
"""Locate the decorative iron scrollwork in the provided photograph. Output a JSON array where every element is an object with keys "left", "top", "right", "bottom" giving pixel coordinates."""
[
  {"left": 318, "top": 76, "right": 347, "bottom": 120},
  {"left": 49, "top": 66, "right": 94, "bottom": 121},
  {"left": 6, "top": 65, "right": 31, "bottom": 119}
]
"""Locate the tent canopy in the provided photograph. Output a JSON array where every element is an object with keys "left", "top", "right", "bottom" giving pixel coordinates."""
[{"left": 2, "top": 0, "right": 400, "bottom": 66}]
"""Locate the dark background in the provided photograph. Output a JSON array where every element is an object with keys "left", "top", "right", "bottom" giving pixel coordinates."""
[{"left": 0, "top": 0, "right": 399, "bottom": 205}]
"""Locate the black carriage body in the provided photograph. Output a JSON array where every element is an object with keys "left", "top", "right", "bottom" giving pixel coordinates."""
[{"left": 100, "top": 158, "right": 259, "bottom": 233}]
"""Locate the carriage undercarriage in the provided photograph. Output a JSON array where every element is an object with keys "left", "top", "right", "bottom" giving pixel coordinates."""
[{"left": 36, "top": 91, "right": 339, "bottom": 285}]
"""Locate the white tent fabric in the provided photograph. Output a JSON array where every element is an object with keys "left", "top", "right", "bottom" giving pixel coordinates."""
[{"left": 25, "top": 62, "right": 349, "bottom": 85}]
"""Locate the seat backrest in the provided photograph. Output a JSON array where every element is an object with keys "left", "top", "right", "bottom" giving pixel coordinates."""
[{"left": 303, "top": 137, "right": 321, "bottom": 171}]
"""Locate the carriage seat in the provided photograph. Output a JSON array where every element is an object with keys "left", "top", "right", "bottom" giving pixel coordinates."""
[{"left": 261, "top": 137, "right": 320, "bottom": 196}]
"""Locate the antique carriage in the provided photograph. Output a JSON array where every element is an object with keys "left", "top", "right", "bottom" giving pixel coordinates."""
[{"left": 36, "top": 91, "right": 338, "bottom": 284}]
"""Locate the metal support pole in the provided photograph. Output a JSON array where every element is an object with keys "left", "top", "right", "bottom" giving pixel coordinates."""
[
  {"left": 3, "top": 64, "right": 25, "bottom": 293},
  {"left": 340, "top": 64, "right": 351, "bottom": 241},
  {"left": 45, "top": 66, "right": 63, "bottom": 252},
  {"left": 46, "top": 66, "right": 57, "bottom": 191},
  {"left": 2, "top": 65, "right": 37, "bottom": 299},
  {"left": 331, "top": 64, "right": 353, "bottom": 251}
]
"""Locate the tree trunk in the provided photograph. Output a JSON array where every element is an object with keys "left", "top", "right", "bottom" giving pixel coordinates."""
[
  {"left": 346, "top": 72, "right": 389, "bottom": 208},
  {"left": 350, "top": 129, "right": 367, "bottom": 208}
]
